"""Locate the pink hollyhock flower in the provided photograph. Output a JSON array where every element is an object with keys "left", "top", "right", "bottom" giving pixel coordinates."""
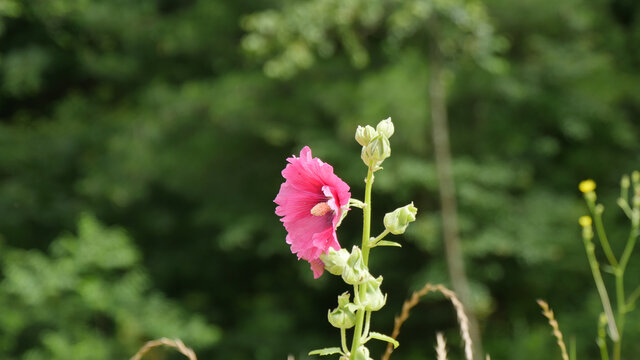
[{"left": 274, "top": 146, "right": 351, "bottom": 278}]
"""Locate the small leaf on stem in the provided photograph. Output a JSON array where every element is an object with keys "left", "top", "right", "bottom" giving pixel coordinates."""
[{"left": 309, "top": 347, "right": 343, "bottom": 356}]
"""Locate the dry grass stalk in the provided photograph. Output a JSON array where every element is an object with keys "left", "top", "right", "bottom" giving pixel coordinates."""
[
  {"left": 537, "top": 299, "right": 569, "bottom": 360},
  {"left": 436, "top": 332, "right": 448, "bottom": 360},
  {"left": 130, "top": 337, "right": 197, "bottom": 360},
  {"left": 381, "top": 283, "right": 473, "bottom": 360}
]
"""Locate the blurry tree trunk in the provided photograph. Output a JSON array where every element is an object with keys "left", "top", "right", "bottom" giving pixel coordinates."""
[{"left": 428, "top": 34, "right": 484, "bottom": 359}]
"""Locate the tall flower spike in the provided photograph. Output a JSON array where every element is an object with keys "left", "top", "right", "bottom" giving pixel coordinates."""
[{"left": 274, "top": 146, "right": 351, "bottom": 278}]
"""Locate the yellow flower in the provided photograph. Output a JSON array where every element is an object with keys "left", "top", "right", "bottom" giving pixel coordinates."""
[
  {"left": 579, "top": 215, "right": 592, "bottom": 227},
  {"left": 579, "top": 179, "right": 596, "bottom": 193}
]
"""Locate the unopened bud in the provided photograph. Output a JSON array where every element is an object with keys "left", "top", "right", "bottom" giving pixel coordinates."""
[
  {"left": 361, "top": 276, "right": 386, "bottom": 311},
  {"left": 384, "top": 203, "right": 418, "bottom": 235},
  {"left": 579, "top": 179, "right": 596, "bottom": 194},
  {"left": 355, "top": 125, "right": 378, "bottom": 147},
  {"left": 328, "top": 292, "right": 357, "bottom": 329},
  {"left": 595, "top": 204, "right": 604, "bottom": 215},
  {"left": 582, "top": 222, "right": 594, "bottom": 240},
  {"left": 361, "top": 135, "right": 391, "bottom": 169},
  {"left": 342, "top": 246, "right": 369, "bottom": 285},
  {"left": 621, "top": 175, "right": 630, "bottom": 189},
  {"left": 353, "top": 346, "right": 372, "bottom": 360},
  {"left": 633, "top": 171, "right": 640, "bottom": 184},
  {"left": 320, "top": 248, "right": 351, "bottom": 276},
  {"left": 578, "top": 216, "right": 592, "bottom": 227},
  {"left": 376, "top": 117, "right": 394, "bottom": 138}
]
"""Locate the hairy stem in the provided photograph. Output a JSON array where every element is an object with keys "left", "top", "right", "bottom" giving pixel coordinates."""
[{"left": 349, "top": 168, "right": 374, "bottom": 359}]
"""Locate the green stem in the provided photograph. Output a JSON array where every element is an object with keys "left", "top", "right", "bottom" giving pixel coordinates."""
[
  {"left": 362, "top": 310, "right": 371, "bottom": 339},
  {"left": 588, "top": 200, "right": 618, "bottom": 267},
  {"left": 569, "top": 337, "right": 576, "bottom": 360},
  {"left": 349, "top": 168, "right": 374, "bottom": 359},
  {"left": 614, "top": 273, "right": 624, "bottom": 360},
  {"left": 583, "top": 237, "right": 620, "bottom": 343},
  {"left": 362, "top": 168, "right": 374, "bottom": 265},
  {"left": 370, "top": 229, "right": 390, "bottom": 247},
  {"left": 619, "top": 225, "right": 639, "bottom": 273},
  {"left": 627, "top": 285, "right": 640, "bottom": 309},
  {"left": 341, "top": 328, "right": 348, "bottom": 354},
  {"left": 598, "top": 339, "right": 610, "bottom": 360},
  {"left": 612, "top": 220, "right": 638, "bottom": 360},
  {"left": 597, "top": 313, "right": 609, "bottom": 360},
  {"left": 617, "top": 198, "right": 633, "bottom": 220}
]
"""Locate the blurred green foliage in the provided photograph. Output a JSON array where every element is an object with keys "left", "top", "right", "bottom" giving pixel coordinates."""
[
  {"left": 0, "top": 214, "right": 219, "bottom": 359},
  {"left": 0, "top": 0, "right": 640, "bottom": 359}
]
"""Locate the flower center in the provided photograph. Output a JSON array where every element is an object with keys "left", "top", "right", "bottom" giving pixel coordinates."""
[{"left": 310, "top": 201, "right": 332, "bottom": 216}]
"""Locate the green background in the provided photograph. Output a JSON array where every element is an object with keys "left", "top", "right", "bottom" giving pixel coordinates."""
[{"left": 0, "top": 0, "right": 639, "bottom": 359}]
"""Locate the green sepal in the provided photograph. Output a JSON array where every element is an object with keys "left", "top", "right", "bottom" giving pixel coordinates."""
[
  {"left": 320, "top": 248, "right": 350, "bottom": 276},
  {"left": 383, "top": 202, "right": 418, "bottom": 235},
  {"left": 348, "top": 198, "right": 366, "bottom": 209},
  {"left": 341, "top": 246, "right": 369, "bottom": 285},
  {"left": 368, "top": 332, "right": 399, "bottom": 349},
  {"left": 373, "top": 240, "right": 402, "bottom": 248},
  {"left": 309, "top": 347, "right": 343, "bottom": 356},
  {"left": 352, "top": 346, "right": 372, "bottom": 360},
  {"left": 361, "top": 276, "right": 386, "bottom": 311}
]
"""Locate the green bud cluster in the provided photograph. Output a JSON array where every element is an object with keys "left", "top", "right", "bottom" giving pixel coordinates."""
[{"left": 355, "top": 118, "right": 394, "bottom": 171}]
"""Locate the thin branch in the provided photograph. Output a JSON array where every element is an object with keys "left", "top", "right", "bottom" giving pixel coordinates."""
[
  {"left": 130, "top": 338, "right": 197, "bottom": 360},
  {"left": 381, "top": 283, "right": 472, "bottom": 360}
]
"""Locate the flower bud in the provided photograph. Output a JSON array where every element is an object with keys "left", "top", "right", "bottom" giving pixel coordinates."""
[
  {"left": 376, "top": 117, "right": 394, "bottom": 138},
  {"left": 352, "top": 346, "right": 372, "bottom": 360},
  {"left": 342, "top": 246, "right": 369, "bottom": 285},
  {"left": 355, "top": 125, "right": 378, "bottom": 147},
  {"left": 579, "top": 216, "right": 594, "bottom": 240},
  {"left": 361, "top": 276, "right": 387, "bottom": 311},
  {"left": 320, "top": 248, "right": 350, "bottom": 276},
  {"left": 328, "top": 292, "right": 357, "bottom": 329},
  {"left": 384, "top": 202, "right": 418, "bottom": 235},
  {"left": 579, "top": 179, "right": 596, "bottom": 194},
  {"left": 361, "top": 135, "right": 391, "bottom": 169},
  {"left": 578, "top": 215, "right": 592, "bottom": 227},
  {"left": 595, "top": 204, "right": 604, "bottom": 215},
  {"left": 621, "top": 175, "right": 630, "bottom": 189}
]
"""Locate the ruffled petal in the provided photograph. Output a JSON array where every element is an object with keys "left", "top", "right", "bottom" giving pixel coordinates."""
[{"left": 274, "top": 146, "right": 351, "bottom": 278}]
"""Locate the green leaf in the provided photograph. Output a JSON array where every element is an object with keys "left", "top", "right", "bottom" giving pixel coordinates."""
[
  {"left": 374, "top": 240, "right": 402, "bottom": 248},
  {"left": 368, "top": 332, "right": 399, "bottom": 348},
  {"left": 309, "top": 347, "right": 343, "bottom": 356}
]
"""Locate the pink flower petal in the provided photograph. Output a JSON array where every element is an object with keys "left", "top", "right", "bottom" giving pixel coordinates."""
[{"left": 274, "top": 146, "right": 351, "bottom": 278}]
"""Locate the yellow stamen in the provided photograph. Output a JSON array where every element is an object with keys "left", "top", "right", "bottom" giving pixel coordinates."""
[
  {"left": 310, "top": 202, "right": 332, "bottom": 216},
  {"left": 579, "top": 179, "right": 596, "bottom": 193}
]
